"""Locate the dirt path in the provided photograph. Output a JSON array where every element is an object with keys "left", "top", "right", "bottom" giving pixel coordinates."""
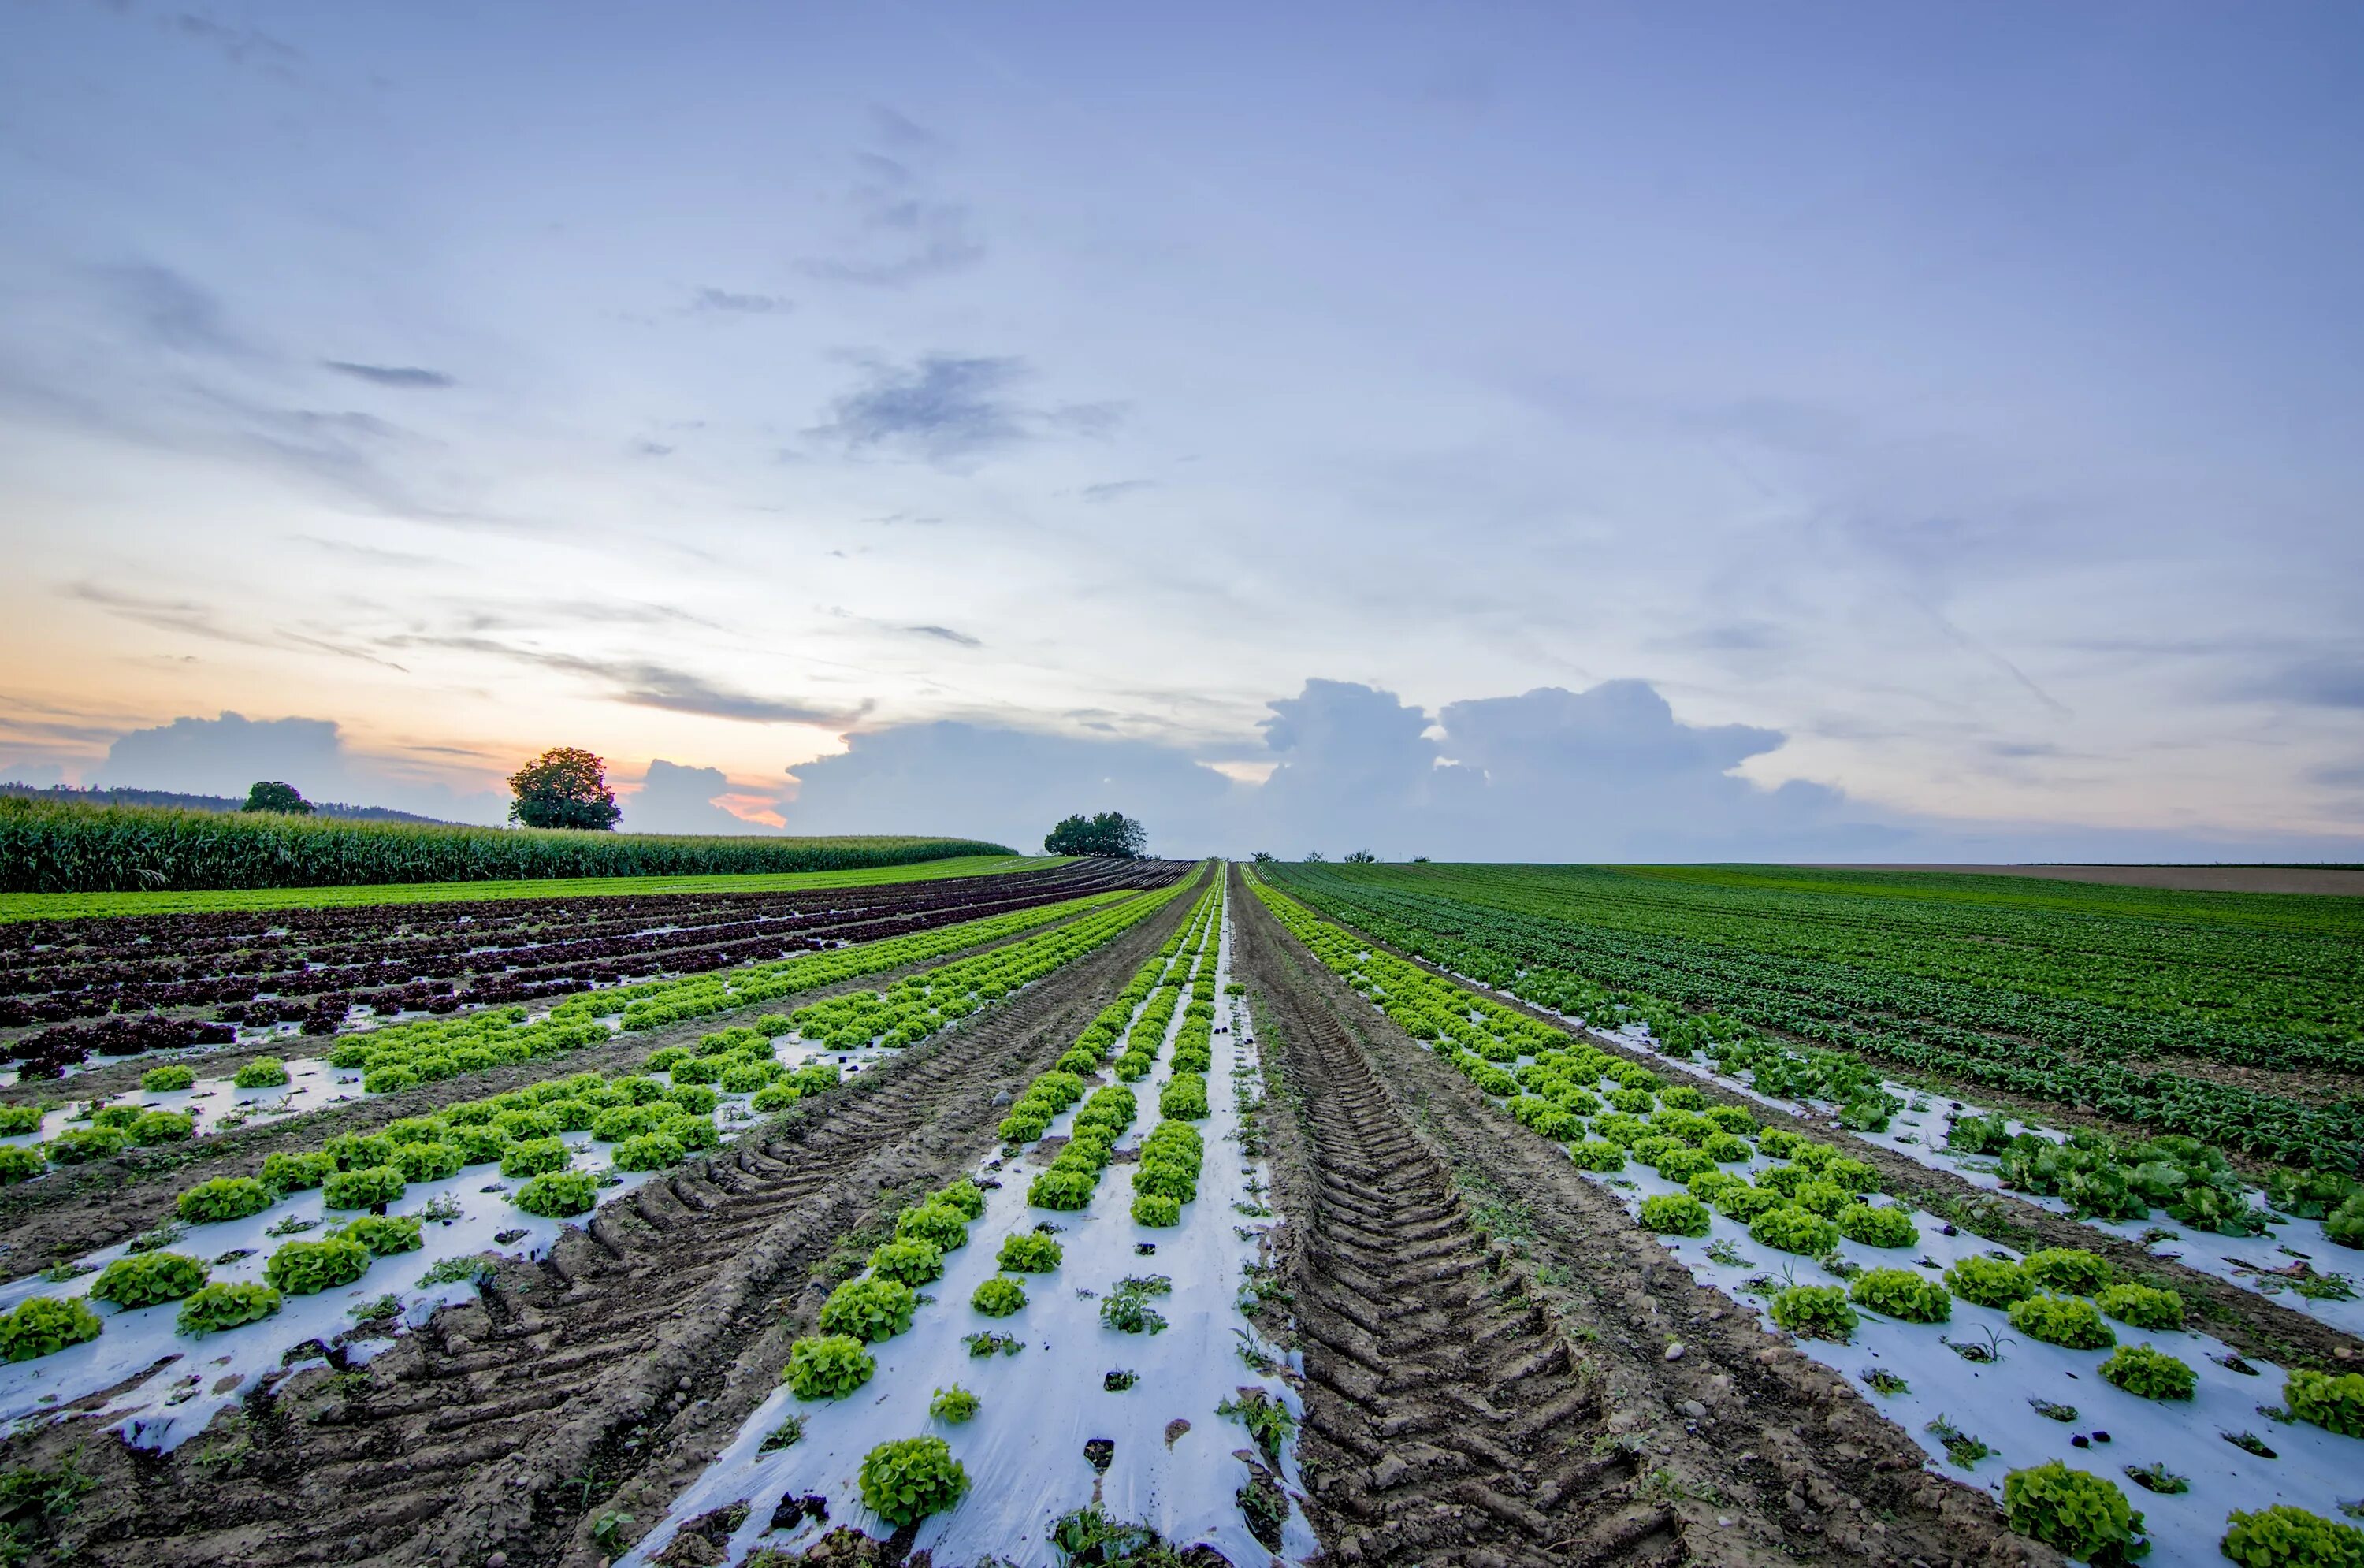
[
  {"left": 1234, "top": 871, "right": 2045, "bottom": 1568},
  {"left": 0, "top": 891, "right": 1195, "bottom": 1568},
  {"left": 0, "top": 905, "right": 1116, "bottom": 1278}
]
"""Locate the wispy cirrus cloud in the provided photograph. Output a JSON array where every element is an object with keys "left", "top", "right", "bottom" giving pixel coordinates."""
[
  {"left": 689, "top": 286, "right": 790, "bottom": 315},
  {"left": 322, "top": 360, "right": 455, "bottom": 388},
  {"left": 381, "top": 633, "right": 866, "bottom": 725}
]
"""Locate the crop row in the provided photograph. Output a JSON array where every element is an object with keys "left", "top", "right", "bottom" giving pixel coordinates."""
[
  {"left": 0, "top": 793, "right": 1015, "bottom": 894},
  {"left": 0, "top": 860, "right": 1176, "bottom": 1068},
  {"left": 1243, "top": 870, "right": 2364, "bottom": 1566},
  {"left": 755, "top": 881, "right": 1227, "bottom": 1538},
  {"left": 2, "top": 869, "right": 1202, "bottom": 1392},
  {"left": 1262, "top": 865, "right": 2364, "bottom": 1172},
  {"left": 3, "top": 879, "right": 1191, "bottom": 1190}
]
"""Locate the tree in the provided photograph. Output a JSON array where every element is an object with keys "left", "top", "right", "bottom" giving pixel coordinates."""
[
  {"left": 241, "top": 781, "right": 313, "bottom": 815},
  {"left": 1343, "top": 849, "right": 1377, "bottom": 864},
  {"left": 1303, "top": 849, "right": 1326, "bottom": 863},
  {"left": 1043, "top": 811, "right": 1147, "bottom": 858},
  {"left": 508, "top": 747, "right": 623, "bottom": 830},
  {"left": 1250, "top": 850, "right": 1277, "bottom": 864}
]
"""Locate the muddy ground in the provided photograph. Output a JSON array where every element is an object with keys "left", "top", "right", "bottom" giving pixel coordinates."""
[
  {"left": 0, "top": 905, "right": 1112, "bottom": 1276},
  {"left": 0, "top": 890, "right": 1195, "bottom": 1568},
  {"left": 1233, "top": 867, "right": 2046, "bottom": 1568}
]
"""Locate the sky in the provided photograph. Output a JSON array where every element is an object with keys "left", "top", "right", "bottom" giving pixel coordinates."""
[{"left": 2, "top": 1, "right": 2360, "bottom": 860}]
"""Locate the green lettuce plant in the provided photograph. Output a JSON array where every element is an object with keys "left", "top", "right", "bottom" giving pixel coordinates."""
[
  {"left": 1849, "top": 1268, "right": 1951, "bottom": 1323},
  {"left": 819, "top": 1276, "right": 917, "bottom": 1341},
  {"left": 515, "top": 1169, "right": 599, "bottom": 1217},
  {"left": 341, "top": 1214, "right": 425, "bottom": 1255},
  {"left": 857, "top": 1436, "right": 969, "bottom": 1526},
  {"left": 1637, "top": 1194, "right": 1712, "bottom": 1236},
  {"left": 2098, "top": 1344, "right": 2194, "bottom": 1401},
  {"left": 2001, "top": 1462, "right": 2147, "bottom": 1567},
  {"left": 265, "top": 1235, "right": 372, "bottom": 1295},
  {"left": 91, "top": 1251, "right": 208, "bottom": 1308},
  {"left": 611, "top": 1131, "right": 686, "bottom": 1171},
  {"left": 176, "top": 1280, "right": 282, "bottom": 1335},
  {"left": 0, "top": 1295, "right": 102, "bottom": 1361},
  {"left": 2095, "top": 1284, "right": 2184, "bottom": 1332},
  {"left": 2219, "top": 1505, "right": 2364, "bottom": 1567},
  {"left": 971, "top": 1276, "right": 1028, "bottom": 1317},
  {"left": 179, "top": 1176, "right": 275, "bottom": 1224},
  {"left": 2284, "top": 1368, "right": 2364, "bottom": 1438},
  {"left": 262, "top": 1150, "right": 336, "bottom": 1192},
  {"left": 996, "top": 1232, "right": 1062, "bottom": 1272},
  {"left": 783, "top": 1333, "right": 875, "bottom": 1399},
  {"left": 2008, "top": 1294, "right": 2117, "bottom": 1350},
  {"left": 233, "top": 1057, "right": 290, "bottom": 1089},
  {"left": 2023, "top": 1248, "right": 2111, "bottom": 1296},
  {"left": 140, "top": 1065, "right": 196, "bottom": 1092},
  {"left": 1944, "top": 1254, "right": 2035, "bottom": 1307},
  {"left": 868, "top": 1239, "right": 945, "bottom": 1286},
  {"left": 1834, "top": 1203, "right": 1917, "bottom": 1248},
  {"left": 1749, "top": 1206, "right": 1840, "bottom": 1255},
  {"left": 930, "top": 1384, "right": 979, "bottom": 1424},
  {"left": 1769, "top": 1284, "right": 1858, "bottom": 1342},
  {"left": 323, "top": 1165, "right": 407, "bottom": 1209},
  {"left": 898, "top": 1201, "right": 974, "bottom": 1247}
]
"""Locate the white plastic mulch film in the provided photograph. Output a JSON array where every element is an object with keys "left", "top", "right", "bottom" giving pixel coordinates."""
[
  {"left": 625, "top": 883, "right": 1318, "bottom": 1568},
  {"left": 1284, "top": 907, "right": 2362, "bottom": 1568},
  {"left": 0, "top": 899, "right": 1144, "bottom": 1452}
]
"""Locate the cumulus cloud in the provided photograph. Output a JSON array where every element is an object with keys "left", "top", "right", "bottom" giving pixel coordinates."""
[
  {"left": 622, "top": 759, "right": 778, "bottom": 834},
  {"left": 95, "top": 711, "right": 507, "bottom": 821},
  {"left": 781, "top": 721, "right": 1236, "bottom": 854},
  {"left": 808, "top": 355, "right": 1030, "bottom": 462},
  {"left": 771, "top": 677, "right": 2364, "bottom": 863}
]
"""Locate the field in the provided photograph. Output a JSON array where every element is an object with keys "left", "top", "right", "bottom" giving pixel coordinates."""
[
  {"left": 0, "top": 855, "right": 1052, "bottom": 923},
  {"left": 0, "top": 859, "right": 2356, "bottom": 1568},
  {"left": 0, "top": 795, "right": 1013, "bottom": 894}
]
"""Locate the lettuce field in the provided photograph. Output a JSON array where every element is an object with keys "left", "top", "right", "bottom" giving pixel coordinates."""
[{"left": 0, "top": 858, "right": 2355, "bottom": 1567}]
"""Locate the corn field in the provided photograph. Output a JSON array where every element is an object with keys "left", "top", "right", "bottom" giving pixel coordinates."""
[{"left": 0, "top": 797, "right": 1012, "bottom": 893}]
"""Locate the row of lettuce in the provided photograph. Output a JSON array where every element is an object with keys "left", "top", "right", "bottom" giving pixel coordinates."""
[
  {"left": 0, "top": 890, "right": 1142, "bottom": 1183},
  {"left": 0, "top": 877, "right": 1202, "bottom": 1369},
  {"left": 1242, "top": 869, "right": 2364, "bottom": 1568},
  {"left": 755, "top": 879, "right": 1225, "bottom": 1536},
  {"left": 1264, "top": 874, "right": 2364, "bottom": 1247}
]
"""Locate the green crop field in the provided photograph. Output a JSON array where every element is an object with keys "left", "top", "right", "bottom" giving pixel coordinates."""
[
  {"left": 0, "top": 795, "right": 1015, "bottom": 896},
  {"left": 1264, "top": 861, "right": 2364, "bottom": 1169},
  {"left": 0, "top": 854, "right": 1057, "bottom": 923}
]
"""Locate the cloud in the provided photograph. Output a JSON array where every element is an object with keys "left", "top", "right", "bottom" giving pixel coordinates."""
[
  {"left": 2247, "top": 656, "right": 2364, "bottom": 710},
  {"left": 322, "top": 361, "right": 455, "bottom": 388},
  {"left": 93, "top": 263, "right": 250, "bottom": 357},
  {"left": 690, "top": 287, "right": 790, "bottom": 315},
  {"left": 782, "top": 721, "right": 1235, "bottom": 853},
  {"left": 771, "top": 675, "right": 2363, "bottom": 863},
  {"left": 166, "top": 13, "right": 303, "bottom": 74},
  {"left": 797, "top": 110, "right": 984, "bottom": 288},
  {"left": 903, "top": 625, "right": 982, "bottom": 648},
  {"left": 379, "top": 634, "right": 863, "bottom": 725},
  {"left": 809, "top": 355, "right": 1029, "bottom": 462},
  {"left": 621, "top": 758, "right": 779, "bottom": 834},
  {"left": 94, "top": 711, "right": 505, "bottom": 821},
  {"left": 69, "top": 581, "right": 409, "bottom": 670},
  {"left": 1081, "top": 480, "right": 1155, "bottom": 503}
]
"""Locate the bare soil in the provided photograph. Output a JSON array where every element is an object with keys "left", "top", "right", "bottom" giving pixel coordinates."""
[
  {"left": 0, "top": 908, "right": 1109, "bottom": 1278},
  {"left": 0, "top": 891, "right": 1195, "bottom": 1568},
  {"left": 1303, "top": 900, "right": 2364, "bottom": 1375},
  {"left": 1234, "top": 868, "right": 2046, "bottom": 1568}
]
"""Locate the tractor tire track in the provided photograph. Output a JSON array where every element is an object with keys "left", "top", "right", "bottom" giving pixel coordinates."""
[
  {"left": 2, "top": 888, "right": 1197, "bottom": 1568},
  {"left": 1234, "top": 868, "right": 2045, "bottom": 1568}
]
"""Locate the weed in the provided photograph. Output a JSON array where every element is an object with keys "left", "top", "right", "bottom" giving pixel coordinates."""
[
  {"left": 757, "top": 1414, "right": 805, "bottom": 1453},
  {"left": 1924, "top": 1415, "right": 1992, "bottom": 1469}
]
